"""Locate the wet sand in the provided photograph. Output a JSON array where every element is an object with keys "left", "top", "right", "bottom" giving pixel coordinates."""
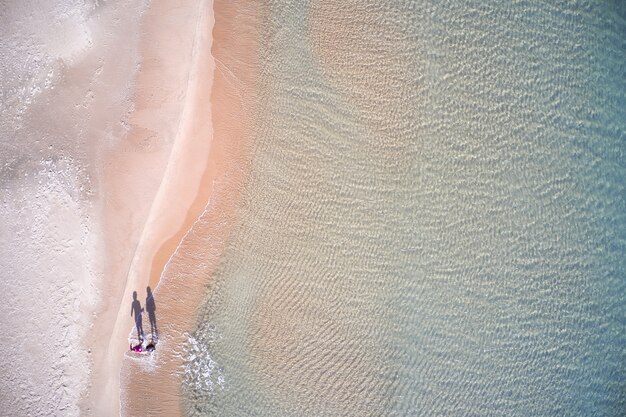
[
  {"left": 85, "top": 0, "right": 210, "bottom": 415},
  {"left": 118, "top": 0, "right": 261, "bottom": 415}
]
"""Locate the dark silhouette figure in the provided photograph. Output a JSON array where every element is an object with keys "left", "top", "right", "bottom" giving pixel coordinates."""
[
  {"left": 131, "top": 291, "right": 144, "bottom": 341},
  {"left": 146, "top": 286, "right": 158, "bottom": 339}
]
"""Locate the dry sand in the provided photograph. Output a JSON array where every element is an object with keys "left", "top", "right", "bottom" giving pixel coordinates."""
[
  {"left": 86, "top": 0, "right": 261, "bottom": 415},
  {"left": 1, "top": 1, "right": 145, "bottom": 416}
]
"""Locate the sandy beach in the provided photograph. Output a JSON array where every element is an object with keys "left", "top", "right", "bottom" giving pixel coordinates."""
[
  {"left": 85, "top": 0, "right": 212, "bottom": 414},
  {"left": 121, "top": 0, "right": 263, "bottom": 414},
  {"left": 1, "top": 1, "right": 147, "bottom": 415},
  {"left": 3, "top": 0, "right": 625, "bottom": 415},
  {"left": 85, "top": 0, "right": 260, "bottom": 415}
]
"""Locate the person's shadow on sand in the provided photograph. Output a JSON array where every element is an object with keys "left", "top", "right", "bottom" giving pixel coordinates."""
[
  {"left": 130, "top": 291, "right": 145, "bottom": 341},
  {"left": 146, "top": 286, "right": 158, "bottom": 339}
]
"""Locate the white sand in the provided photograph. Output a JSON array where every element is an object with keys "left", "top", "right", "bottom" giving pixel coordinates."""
[
  {"left": 0, "top": 160, "right": 99, "bottom": 416},
  {"left": 0, "top": 1, "right": 145, "bottom": 415},
  {"left": 0, "top": 0, "right": 189, "bottom": 415},
  {"left": 1, "top": 0, "right": 222, "bottom": 414}
]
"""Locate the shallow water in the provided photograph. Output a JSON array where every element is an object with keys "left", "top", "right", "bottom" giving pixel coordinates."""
[{"left": 183, "top": 1, "right": 625, "bottom": 415}]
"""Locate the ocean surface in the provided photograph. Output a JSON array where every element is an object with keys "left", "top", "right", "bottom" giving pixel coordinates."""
[{"left": 182, "top": 1, "right": 626, "bottom": 415}]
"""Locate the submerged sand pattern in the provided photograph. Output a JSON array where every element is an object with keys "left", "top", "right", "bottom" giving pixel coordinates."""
[{"left": 183, "top": 1, "right": 625, "bottom": 416}]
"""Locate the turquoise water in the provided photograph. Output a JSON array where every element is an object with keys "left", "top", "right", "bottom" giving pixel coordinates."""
[{"left": 183, "top": 1, "right": 625, "bottom": 415}]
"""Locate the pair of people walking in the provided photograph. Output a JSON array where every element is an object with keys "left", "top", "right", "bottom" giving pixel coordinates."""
[{"left": 131, "top": 286, "right": 157, "bottom": 342}]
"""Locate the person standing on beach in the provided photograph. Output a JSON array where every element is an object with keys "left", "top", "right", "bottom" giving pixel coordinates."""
[
  {"left": 130, "top": 291, "right": 144, "bottom": 341},
  {"left": 146, "top": 286, "right": 157, "bottom": 339}
]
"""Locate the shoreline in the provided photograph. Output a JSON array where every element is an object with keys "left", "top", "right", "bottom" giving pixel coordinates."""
[
  {"left": 85, "top": 0, "right": 210, "bottom": 415},
  {"left": 121, "top": 0, "right": 263, "bottom": 414},
  {"left": 84, "top": 0, "right": 262, "bottom": 413}
]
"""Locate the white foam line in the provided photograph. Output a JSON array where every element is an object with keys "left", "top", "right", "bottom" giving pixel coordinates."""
[{"left": 155, "top": 178, "right": 218, "bottom": 295}]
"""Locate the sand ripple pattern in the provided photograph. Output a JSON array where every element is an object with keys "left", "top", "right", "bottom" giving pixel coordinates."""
[{"left": 184, "top": 1, "right": 625, "bottom": 416}]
